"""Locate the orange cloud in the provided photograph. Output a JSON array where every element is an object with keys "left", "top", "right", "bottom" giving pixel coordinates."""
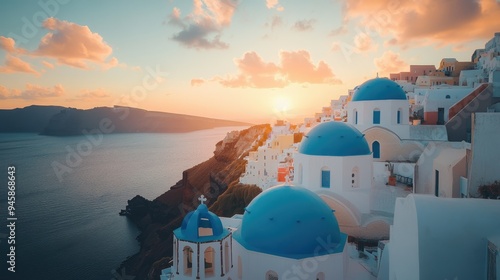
[
  {"left": 168, "top": 0, "right": 238, "bottom": 49},
  {"left": 0, "top": 36, "right": 17, "bottom": 53},
  {"left": 31, "top": 18, "right": 116, "bottom": 69},
  {"left": 266, "top": 0, "right": 284, "bottom": 11},
  {"left": 340, "top": 0, "right": 500, "bottom": 46},
  {"left": 266, "top": 0, "right": 278, "bottom": 9},
  {"left": 280, "top": 50, "right": 341, "bottom": 84},
  {"left": 331, "top": 33, "right": 377, "bottom": 60},
  {"left": 0, "top": 55, "right": 38, "bottom": 75},
  {"left": 0, "top": 84, "right": 64, "bottom": 100},
  {"left": 0, "top": 36, "right": 28, "bottom": 55},
  {"left": 353, "top": 33, "right": 378, "bottom": 53},
  {"left": 374, "top": 51, "right": 408, "bottom": 77},
  {"left": 190, "top": 78, "right": 205, "bottom": 86},
  {"left": 213, "top": 50, "right": 341, "bottom": 88}
]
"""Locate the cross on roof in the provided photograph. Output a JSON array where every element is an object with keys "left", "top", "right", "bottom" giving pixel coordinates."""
[{"left": 198, "top": 195, "right": 207, "bottom": 205}]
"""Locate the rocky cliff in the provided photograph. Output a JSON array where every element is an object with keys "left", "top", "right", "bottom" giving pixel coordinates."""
[{"left": 117, "top": 124, "right": 271, "bottom": 280}]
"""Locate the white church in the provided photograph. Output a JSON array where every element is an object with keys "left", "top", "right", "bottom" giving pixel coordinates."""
[
  {"left": 161, "top": 188, "right": 348, "bottom": 280},
  {"left": 161, "top": 77, "right": 500, "bottom": 280}
]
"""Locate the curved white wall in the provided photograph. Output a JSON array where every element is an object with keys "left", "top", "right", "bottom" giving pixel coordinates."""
[{"left": 347, "top": 100, "right": 410, "bottom": 139}]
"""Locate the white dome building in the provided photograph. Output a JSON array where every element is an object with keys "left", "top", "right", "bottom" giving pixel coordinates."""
[
  {"left": 232, "top": 185, "right": 347, "bottom": 280},
  {"left": 293, "top": 122, "right": 373, "bottom": 215},
  {"left": 347, "top": 77, "right": 410, "bottom": 139},
  {"left": 170, "top": 196, "right": 232, "bottom": 279},
  {"left": 162, "top": 187, "right": 348, "bottom": 280}
]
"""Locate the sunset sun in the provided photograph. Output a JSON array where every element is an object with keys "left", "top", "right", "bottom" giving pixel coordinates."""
[{"left": 273, "top": 95, "right": 292, "bottom": 114}]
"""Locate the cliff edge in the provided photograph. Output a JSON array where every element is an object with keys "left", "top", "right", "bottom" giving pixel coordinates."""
[{"left": 117, "top": 124, "right": 271, "bottom": 280}]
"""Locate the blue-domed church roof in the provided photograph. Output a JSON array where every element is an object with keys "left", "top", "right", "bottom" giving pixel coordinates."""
[
  {"left": 233, "top": 185, "right": 346, "bottom": 259},
  {"left": 174, "top": 198, "right": 230, "bottom": 242},
  {"left": 351, "top": 77, "right": 406, "bottom": 101},
  {"left": 299, "top": 121, "right": 371, "bottom": 157}
]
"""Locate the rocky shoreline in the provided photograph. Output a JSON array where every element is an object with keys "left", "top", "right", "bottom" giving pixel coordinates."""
[{"left": 116, "top": 124, "right": 271, "bottom": 280}]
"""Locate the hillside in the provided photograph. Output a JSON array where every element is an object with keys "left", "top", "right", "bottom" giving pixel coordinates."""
[
  {"left": 0, "top": 105, "right": 66, "bottom": 133},
  {"left": 0, "top": 105, "right": 251, "bottom": 135},
  {"left": 117, "top": 124, "right": 271, "bottom": 280}
]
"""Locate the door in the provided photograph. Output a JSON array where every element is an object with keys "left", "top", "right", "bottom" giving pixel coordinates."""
[
  {"left": 437, "top": 108, "right": 444, "bottom": 124},
  {"left": 435, "top": 170, "right": 439, "bottom": 197}
]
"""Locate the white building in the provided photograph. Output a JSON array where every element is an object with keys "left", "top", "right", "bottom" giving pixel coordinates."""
[
  {"left": 293, "top": 121, "right": 411, "bottom": 239},
  {"left": 239, "top": 121, "right": 297, "bottom": 189},
  {"left": 418, "top": 86, "right": 472, "bottom": 124},
  {"left": 380, "top": 194, "right": 500, "bottom": 280},
  {"left": 346, "top": 77, "right": 410, "bottom": 139},
  {"left": 294, "top": 121, "right": 373, "bottom": 192},
  {"left": 415, "top": 142, "right": 469, "bottom": 198},
  {"left": 161, "top": 186, "right": 349, "bottom": 280},
  {"left": 459, "top": 69, "right": 483, "bottom": 87},
  {"left": 331, "top": 95, "right": 348, "bottom": 121},
  {"left": 169, "top": 196, "right": 231, "bottom": 279}
]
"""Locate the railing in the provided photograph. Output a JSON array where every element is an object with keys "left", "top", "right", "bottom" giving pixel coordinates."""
[
  {"left": 448, "top": 83, "right": 489, "bottom": 120},
  {"left": 395, "top": 174, "right": 413, "bottom": 186}
]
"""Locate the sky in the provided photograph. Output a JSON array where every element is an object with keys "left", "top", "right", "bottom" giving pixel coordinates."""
[{"left": 0, "top": 0, "right": 499, "bottom": 123}]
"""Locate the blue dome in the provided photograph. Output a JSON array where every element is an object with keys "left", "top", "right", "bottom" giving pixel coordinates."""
[
  {"left": 174, "top": 203, "right": 230, "bottom": 242},
  {"left": 351, "top": 77, "right": 406, "bottom": 101},
  {"left": 299, "top": 122, "right": 371, "bottom": 157},
  {"left": 233, "top": 185, "right": 346, "bottom": 259}
]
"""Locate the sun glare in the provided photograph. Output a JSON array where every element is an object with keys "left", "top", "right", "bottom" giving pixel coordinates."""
[{"left": 273, "top": 96, "right": 291, "bottom": 114}]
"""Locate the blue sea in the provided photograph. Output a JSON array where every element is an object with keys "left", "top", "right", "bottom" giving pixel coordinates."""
[{"left": 0, "top": 127, "right": 247, "bottom": 280}]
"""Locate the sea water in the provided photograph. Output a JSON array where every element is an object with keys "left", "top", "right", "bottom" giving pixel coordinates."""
[{"left": 0, "top": 126, "right": 247, "bottom": 280}]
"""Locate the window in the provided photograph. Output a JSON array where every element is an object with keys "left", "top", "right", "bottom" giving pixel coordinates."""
[
  {"left": 321, "top": 169, "right": 330, "bottom": 188},
  {"left": 266, "top": 270, "right": 279, "bottom": 280},
  {"left": 372, "top": 141, "right": 380, "bottom": 159},
  {"left": 183, "top": 246, "right": 194, "bottom": 276},
  {"left": 204, "top": 247, "right": 215, "bottom": 277},
  {"left": 445, "top": 95, "right": 451, "bottom": 99},
  {"left": 435, "top": 170, "right": 440, "bottom": 197},
  {"left": 353, "top": 109, "right": 358, "bottom": 124},
  {"left": 352, "top": 167, "right": 359, "bottom": 188},
  {"left": 373, "top": 109, "right": 381, "bottom": 124},
  {"left": 397, "top": 110, "right": 401, "bottom": 124}
]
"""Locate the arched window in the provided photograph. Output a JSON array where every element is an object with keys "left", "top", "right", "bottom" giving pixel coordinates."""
[
  {"left": 183, "top": 246, "right": 194, "bottom": 276},
  {"left": 316, "top": 272, "right": 325, "bottom": 280},
  {"left": 204, "top": 247, "right": 215, "bottom": 277},
  {"left": 266, "top": 270, "right": 279, "bottom": 280},
  {"left": 224, "top": 241, "right": 230, "bottom": 274},
  {"left": 351, "top": 167, "right": 359, "bottom": 188},
  {"left": 373, "top": 109, "right": 381, "bottom": 124},
  {"left": 445, "top": 95, "right": 451, "bottom": 99},
  {"left": 353, "top": 109, "right": 358, "bottom": 124},
  {"left": 372, "top": 141, "right": 380, "bottom": 159},
  {"left": 397, "top": 109, "right": 401, "bottom": 124},
  {"left": 321, "top": 167, "right": 330, "bottom": 188}
]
